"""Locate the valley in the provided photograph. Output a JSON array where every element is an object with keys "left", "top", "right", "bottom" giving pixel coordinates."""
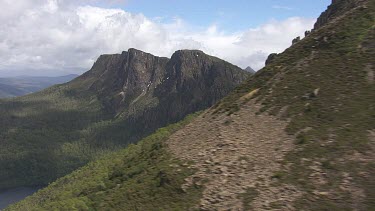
[{"left": 0, "top": 187, "right": 40, "bottom": 210}]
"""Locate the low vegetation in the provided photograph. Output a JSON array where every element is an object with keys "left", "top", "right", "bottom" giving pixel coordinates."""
[{"left": 214, "top": 0, "right": 375, "bottom": 209}]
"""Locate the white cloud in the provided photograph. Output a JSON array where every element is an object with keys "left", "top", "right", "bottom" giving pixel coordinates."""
[
  {"left": 0, "top": 0, "right": 315, "bottom": 76},
  {"left": 272, "top": 5, "right": 294, "bottom": 11}
]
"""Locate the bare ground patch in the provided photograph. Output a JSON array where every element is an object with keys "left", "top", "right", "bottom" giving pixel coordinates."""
[{"left": 167, "top": 101, "right": 301, "bottom": 210}]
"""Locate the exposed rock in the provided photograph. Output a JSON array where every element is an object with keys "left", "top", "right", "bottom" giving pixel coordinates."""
[
  {"left": 265, "top": 53, "right": 278, "bottom": 66},
  {"left": 292, "top": 36, "right": 301, "bottom": 45},
  {"left": 302, "top": 88, "right": 320, "bottom": 100},
  {"left": 313, "top": 191, "right": 330, "bottom": 196},
  {"left": 313, "top": 0, "right": 366, "bottom": 30},
  {"left": 313, "top": 88, "right": 320, "bottom": 97},
  {"left": 74, "top": 48, "right": 250, "bottom": 143},
  {"left": 305, "top": 30, "right": 311, "bottom": 37}
]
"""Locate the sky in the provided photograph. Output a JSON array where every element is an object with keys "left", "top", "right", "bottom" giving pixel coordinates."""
[{"left": 0, "top": 0, "right": 331, "bottom": 77}]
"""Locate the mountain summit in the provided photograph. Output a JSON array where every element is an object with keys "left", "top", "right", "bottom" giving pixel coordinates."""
[
  {"left": 244, "top": 66, "right": 256, "bottom": 74},
  {"left": 0, "top": 49, "right": 249, "bottom": 190},
  {"left": 70, "top": 48, "right": 249, "bottom": 142},
  {"left": 76, "top": 49, "right": 247, "bottom": 117}
]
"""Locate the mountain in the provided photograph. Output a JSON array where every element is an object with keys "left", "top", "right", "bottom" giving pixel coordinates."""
[
  {"left": 0, "top": 49, "right": 249, "bottom": 191},
  {"left": 244, "top": 66, "right": 256, "bottom": 74},
  {"left": 7, "top": 0, "right": 374, "bottom": 210},
  {"left": 0, "top": 74, "right": 78, "bottom": 98}
]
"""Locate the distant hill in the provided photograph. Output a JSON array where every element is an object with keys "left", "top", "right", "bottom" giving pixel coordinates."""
[
  {"left": 244, "top": 66, "right": 256, "bottom": 74},
  {"left": 0, "top": 74, "right": 78, "bottom": 98},
  {"left": 7, "top": 0, "right": 374, "bottom": 210},
  {"left": 0, "top": 49, "right": 249, "bottom": 192}
]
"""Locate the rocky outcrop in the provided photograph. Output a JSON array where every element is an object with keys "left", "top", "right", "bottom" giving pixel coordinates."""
[
  {"left": 265, "top": 53, "right": 278, "bottom": 66},
  {"left": 74, "top": 48, "right": 250, "bottom": 142},
  {"left": 313, "top": 0, "right": 365, "bottom": 30},
  {"left": 78, "top": 48, "right": 169, "bottom": 113},
  {"left": 292, "top": 36, "right": 301, "bottom": 45}
]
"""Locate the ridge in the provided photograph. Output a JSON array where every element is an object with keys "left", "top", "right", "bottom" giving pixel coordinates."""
[{"left": 314, "top": 0, "right": 368, "bottom": 30}]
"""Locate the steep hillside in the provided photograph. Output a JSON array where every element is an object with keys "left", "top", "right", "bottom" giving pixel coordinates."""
[
  {"left": 8, "top": 0, "right": 375, "bottom": 210},
  {"left": 0, "top": 75, "right": 78, "bottom": 98},
  {"left": 206, "top": 0, "right": 375, "bottom": 209},
  {"left": 0, "top": 49, "right": 248, "bottom": 190}
]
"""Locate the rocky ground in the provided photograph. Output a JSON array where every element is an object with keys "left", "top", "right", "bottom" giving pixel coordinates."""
[{"left": 167, "top": 99, "right": 302, "bottom": 210}]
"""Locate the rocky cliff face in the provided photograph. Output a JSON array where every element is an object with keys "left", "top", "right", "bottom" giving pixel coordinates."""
[
  {"left": 73, "top": 48, "right": 249, "bottom": 142},
  {"left": 265, "top": 53, "right": 278, "bottom": 66},
  {"left": 78, "top": 49, "right": 169, "bottom": 114},
  {"left": 314, "top": 0, "right": 366, "bottom": 30}
]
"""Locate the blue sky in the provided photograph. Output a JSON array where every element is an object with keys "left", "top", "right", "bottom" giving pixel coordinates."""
[
  {"left": 0, "top": 0, "right": 332, "bottom": 76},
  {"left": 119, "top": 0, "right": 331, "bottom": 31}
]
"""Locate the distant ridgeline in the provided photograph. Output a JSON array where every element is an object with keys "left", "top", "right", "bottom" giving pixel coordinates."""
[
  {"left": 0, "top": 74, "right": 78, "bottom": 98},
  {"left": 0, "top": 49, "right": 249, "bottom": 190},
  {"left": 0, "top": 75, "right": 78, "bottom": 98}
]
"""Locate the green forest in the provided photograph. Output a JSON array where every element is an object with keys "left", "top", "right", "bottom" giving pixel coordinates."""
[
  {"left": 6, "top": 113, "right": 203, "bottom": 210},
  {"left": 0, "top": 83, "right": 111, "bottom": 189}
]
